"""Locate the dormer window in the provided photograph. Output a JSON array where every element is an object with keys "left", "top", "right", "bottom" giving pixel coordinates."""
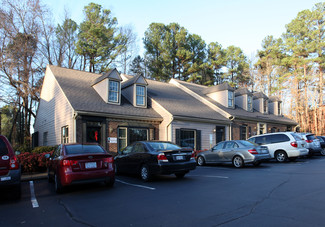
[
  {"left": 109, "top": 80, "right": 120, "bottom": 103},
  {"left": 263, "top": 99, "right": 268, "bottom": 113},
  {"left": 136, "top": 85, "right": 146, "bottom": 106},
  {"left": 278, "top": 102, "right": 281, "bottom": 115},
  {"left": 228, "top": 91, "right": 234, "bottom": 108},
  {"left": 247, "top": 95, "right": 252, "bottom": 111}
]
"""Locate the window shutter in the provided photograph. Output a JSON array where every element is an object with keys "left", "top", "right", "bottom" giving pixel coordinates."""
[
  {"left": 196, "top": 130, "right": 201, "bottom": 151},
  {"left": 176, "top": 129, "right": 180, "bottom": 146}
]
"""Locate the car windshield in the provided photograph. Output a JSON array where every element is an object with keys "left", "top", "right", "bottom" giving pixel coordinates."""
[
  {"left": 65, "top": 145, "right": 105, "bottom": 155},
  {"left": 238, "top": 140, "right": 257, "bottom": 147},
  {"left": 146, "top": 142, "right": 181, "bottom": 151}
]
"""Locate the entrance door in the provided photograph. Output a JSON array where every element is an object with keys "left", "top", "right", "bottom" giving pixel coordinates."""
[{"left": 215, "top": 126, "right": 225, "bottom": 143}]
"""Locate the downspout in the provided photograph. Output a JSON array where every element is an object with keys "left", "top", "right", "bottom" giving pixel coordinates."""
[
  {"left": 166, "top": 117, "right": 174, "bottom": 141},
  {"left": 73, "top": 112, "right": 78, "bottom": 143},
  {"left": 229, "top": 116, "right": 235, "bottom": 140}
]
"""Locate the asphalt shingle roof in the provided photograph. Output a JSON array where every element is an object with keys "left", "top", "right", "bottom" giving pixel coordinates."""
[
  {"left": 175, "top": 80, "right": 297, "bottom": 125},
  {"left": 48, "top": 65, "right": 162, "bottom": 120}
]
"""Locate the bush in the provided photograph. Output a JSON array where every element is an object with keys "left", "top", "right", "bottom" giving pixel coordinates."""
[
  {"left": 17, "top": 150, "right": 54, "bottom": 173},
  {"left": 31, "top": 146, "right": 57, "bottom": 154}
]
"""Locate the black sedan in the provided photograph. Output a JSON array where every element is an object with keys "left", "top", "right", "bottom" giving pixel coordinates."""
[
  {"left": 316, "top": 136, "right": 325, "bottom": 155},
  {"left": 114, "top": 141, "right": 196, "bottom": 181}
]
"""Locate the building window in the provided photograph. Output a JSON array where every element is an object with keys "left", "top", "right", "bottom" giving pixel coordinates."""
[
  {"left": 118, "top": 127, "right": 127, "bottom": 151},
  {"left": 61, "top": 126, "right": 69, "bottom": 144},
  {"left": 136, "top": 85, "right": 146, "bottom": 106},
  {"left": 86, "top": 122, "right": 101, "bottom": 143},
  {"left": 258, "top": 123, "right": 267, "bottom": 135},
  {"left": 176, "top": 129, "right": 201, "bottom": 150},
  {"left": 247, "top": 95, "right": 252, "bottom": 111},
  {"left": 109, "top": 80, "right": 120, "bottom": 103},
  {"left": 43, "top": 132, "right": 48, "bottom": 146},
  {"left": 240, "top": 126, "right": 247, "bottom": 140},
  {"left": 228, "top": 91, "right": 234, "bottom": 108},
  {"left": 263, "top": 99, "right": 268, "bottom": 113},
  {"left": 278, "top": 102, "right": 281, "bottom": 115},
  {"left": 118, "top": 127, "right": 149, "bottom": 152}
]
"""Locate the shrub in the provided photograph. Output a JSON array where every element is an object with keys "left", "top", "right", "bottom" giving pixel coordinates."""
[
  {"left": 17, "top": 150, "right": 54, "bottom": 173},
  {"left": 32, "top": 146, "right": 57, "bottom": 154}
]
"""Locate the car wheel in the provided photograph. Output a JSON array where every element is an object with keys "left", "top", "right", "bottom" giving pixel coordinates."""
[
  {"left": 140, "top": 164, "right": 151, "bottom": 182},
  {"left": 275, "top": 151, "right": 287, "bottom": 162},
  {"left": 321, "top": 149, "right": 325, "bottom": 156},
  {"left": 197, "top": 156, "right": 205, "bottom": 166},
  {"left": 54, "top": 174, "right": 63, "bottom": 193},
  {"left": 233, "top": 156, "right": 244, "bottom": 168},
  {"left": 175, "top": 172, "right": 186, "bottom": 179}
]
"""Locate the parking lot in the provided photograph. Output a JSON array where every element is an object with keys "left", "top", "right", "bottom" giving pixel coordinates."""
[{"left": 1, "top": 156, "right": 325, "bottom": 227}]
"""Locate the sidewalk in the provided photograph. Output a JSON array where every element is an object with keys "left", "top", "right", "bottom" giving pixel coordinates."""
[{"left": 21, "top": 172, "right": 48, "bottom": 182}]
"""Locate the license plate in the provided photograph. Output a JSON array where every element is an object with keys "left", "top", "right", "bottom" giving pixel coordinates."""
[
  {"left": 175, "top": 155, "right": 184, "bottom": 161},
  {"left": 1, "top": 176, "right": 11, "bottom": 181},
  {"left": 85, "top": 162, "right": 97, "bottom": 169}
]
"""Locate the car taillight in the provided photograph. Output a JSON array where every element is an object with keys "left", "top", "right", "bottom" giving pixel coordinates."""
[
  {"left": 248, "top": 149, "right": 258, "bottom": 154},
  {"left": 62, "top": 160, "right": 78, "bottom": 166},
  {"left": 306, "top": 140, "right": 313, "bottom": 143},
  {"left": 103, "top": 157, "right": 113, "bottom": 168},
  {"left": 158, "top": 153, "right": 168, "bottom": 162},
  {"left": 290, "top": 141, "right": 298, "bottom": 147},
  {"left": 191, "top": 151, "right": 195, "bottom": 160},
  {"left": 9, "top": 156, "right": 19, "bottom": 170}
]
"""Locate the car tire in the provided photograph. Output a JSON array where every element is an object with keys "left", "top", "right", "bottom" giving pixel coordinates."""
[
  {"left": 197, "top": 156, "right": 205, "bottom": 166},
  {"left": 321, "top": 149, "right": 325, "bottom": 156},
  {"left": 140, "top": 164, "right": 151, "bottom": 182},
  {"left": 54, "top": 174, "right": 63, "bottom": 193},
  {"left": 233, "top": 156, "right": 244, "bottom": 168},
  {"left": 175, "top": 172, "right": 186, "bottom": 179},
  {"left": 275, "top": 151, "right": 287, "bottom": 162}
]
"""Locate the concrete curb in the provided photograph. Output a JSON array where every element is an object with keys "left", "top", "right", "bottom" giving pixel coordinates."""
[{"left": 21, "top": 173, "right": 48, "bottom": 182}]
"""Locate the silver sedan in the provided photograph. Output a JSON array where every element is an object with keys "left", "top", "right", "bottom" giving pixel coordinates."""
[{"left": 196, "top": 140, "right": 271, "bottom": 168}]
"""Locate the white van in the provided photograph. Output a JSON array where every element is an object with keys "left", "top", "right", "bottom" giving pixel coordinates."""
[{"left": 248, "top": 132, "right": 308, "bottom": 162}]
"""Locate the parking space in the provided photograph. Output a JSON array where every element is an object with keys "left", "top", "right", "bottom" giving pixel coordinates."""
[{"left": 2, "top": 156, "right": 325, "bottom": 226}]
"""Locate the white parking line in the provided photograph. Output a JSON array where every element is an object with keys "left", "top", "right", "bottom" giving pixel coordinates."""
[
  {"left": 29, "top": 181, "right": 39, "bottom": 208},
  {"left": 116, "top": 179, "right": 156, "bottom": 190},
  {"left": 189, "top": 175, "right": 229, "bottom": 179}
]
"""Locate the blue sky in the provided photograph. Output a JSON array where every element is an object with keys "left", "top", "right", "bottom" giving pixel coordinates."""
[{"left": 44, "top": 0, "right": 321, "bottom": 58}]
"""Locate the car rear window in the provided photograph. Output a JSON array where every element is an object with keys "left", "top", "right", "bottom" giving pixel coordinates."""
[
  {"left": 291, "top": 133, "right": 303, "bottom": 141},
  {"left": 146, "top": 142, "right": 181, "bottom": 151},
  {"left": 306, "top": 134, "right": 316, "bottom": 140},
  {"left": 238, "top": 140, "right": 256, "bottom": 147},
  {"left": 0, "top": 138, "right": 8, "bottom": 156},
  {"left": 65, "top": 145, "right": 105, "bottom": 155}
]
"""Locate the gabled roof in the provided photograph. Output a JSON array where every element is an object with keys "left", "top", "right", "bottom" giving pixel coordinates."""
[
  {"left": 269, "top": 96, "right": 282, "bottom": 102},
  {"left": 253, "top": 92, "right": 268, "bottom": 100},
  {"left": 174, "top": 79, "right": 297, "bottom": 125},
  {"left": 203, "top": 82, "right": 235, "bottom": 94},
  {"left": 92, "top": 68, "right": 122, "bottom": 86},
  {"left": 47, "top": 65, "right": 162, "bottom": 120},
  {"left": 235, "top": 88, "right": 253, "bottom": 97},
  {"left": 122, "top": 74, "right": 148, "bottom": 89}
]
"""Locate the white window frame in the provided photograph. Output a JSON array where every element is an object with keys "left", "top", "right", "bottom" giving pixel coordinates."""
[
  {"left": 61, "top": 126, "right": 69, "bottom": 144},
  {"left": 247, "top": 95, "right": 253, "bottom": 112},
  {"left": 108, "top": 80, "right": 120, "bottom": 104},
  {"left": 228, "top": 91, "right": 234, "bottom": 108},
  {"left": 135, "top": 85, "right": 146, "bottom": 106}
]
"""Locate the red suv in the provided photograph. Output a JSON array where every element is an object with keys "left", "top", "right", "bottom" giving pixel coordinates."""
[
  {"left": 46, "top": 144, "right": 115, "bottom": 193},
  {"left": 0, "top": 135, "right": 21, "bottom": 198}
]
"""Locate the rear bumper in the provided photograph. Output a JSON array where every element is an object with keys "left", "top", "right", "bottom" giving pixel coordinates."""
[
  {"left": 151, "top": 160, "right": 197, "bottom": 175},
  {"left": 0, "top": 169, "right": 21, "bottom": 188},
  {"left": 60, "top": 169, "right": 115, "bottom": 186},
  {"left": 252, "top": 154, "right": 271, "bottom": 162}
]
